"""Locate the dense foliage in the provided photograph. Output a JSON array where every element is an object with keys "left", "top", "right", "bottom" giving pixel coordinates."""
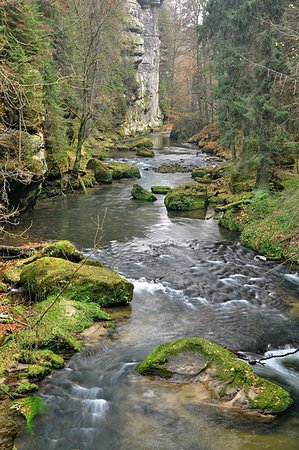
[
  {"left": 161, "top": 0, "right": 298, "bottom": 188},
  {"left": 0, "top": 0, "right": 138, "bottom": 172}
]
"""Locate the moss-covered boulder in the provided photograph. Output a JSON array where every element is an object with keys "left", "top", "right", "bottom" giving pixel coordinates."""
[
  {"left": 131, "top": 138, "right": 153, "bottom": 149},
  {"left": 151, "top": 186, "right": 171, "bottom": 195},
  {"left": 41, "top": 240, "right": 83, "bottom": 262},
  {"left": 20, "top": 257, "right": 134, "bottom": 307},
  {"left": 164, "top": 183, "right": 207, "bottom": 211},
  {"left": 136, "top": 148, "right": 155, "bottom": 157},
  {"left": 105, "top": 162, "right": 140, "bottom": 179},
  {"left": 131, "top": 184, "right": 157, "bottom": 202},
  {"left": 137, "top": 337, "right": 293, "bottom": 416},
  {"left": 86, "top": 159, "right": 112, "bottom": 184}
]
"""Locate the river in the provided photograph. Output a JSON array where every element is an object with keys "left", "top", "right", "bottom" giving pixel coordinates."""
[{"left": 15, "top": 134, "right": 299, "bottom": 450}]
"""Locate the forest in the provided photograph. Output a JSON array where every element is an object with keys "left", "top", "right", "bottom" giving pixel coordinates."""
[{"left": 0, "top": 1, "right": 299, "bottom": 449}]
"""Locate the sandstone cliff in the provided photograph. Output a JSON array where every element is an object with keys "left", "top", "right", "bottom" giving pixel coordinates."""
[{"left": 124, "top": 0, "right": 163, "bottom": 134}]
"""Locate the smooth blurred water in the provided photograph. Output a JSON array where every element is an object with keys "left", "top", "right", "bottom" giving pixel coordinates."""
[{"left": 15, "top": 134, "right": 299, "bottom": 450}]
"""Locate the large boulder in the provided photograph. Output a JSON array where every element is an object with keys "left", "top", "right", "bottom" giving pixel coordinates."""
[
  {"left": 136, "top": 148, "right": 155, "bottom": 157},
  {"left": 137, "top": 338, "right": 293, "bottom": 416},
  {"left": 20, "top": 257, "right": 134, "bottom": 307},
  {"left": 131, "top": 184, "right": 157, "bottom": 201},
  {"left": 105, "top": 162, "right": 140, "bottom": 179},
  {"left": 86, "top": 159, "right": 112, "bottom": 184},
  {"left": 164, "top": 183, "right": 207, "bottom": 211}
]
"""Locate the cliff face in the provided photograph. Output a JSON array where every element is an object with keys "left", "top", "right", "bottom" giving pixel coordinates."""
[{"left": 124, "top": 0, "right": 163, "bottom": 134}]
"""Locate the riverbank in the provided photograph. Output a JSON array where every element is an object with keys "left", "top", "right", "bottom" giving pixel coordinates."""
[
  {"left": 0, "top": 240, "right": 133, "bottom": 448},
  {"left": 186, "top": 126, "right": 299, "bottom": 268}
]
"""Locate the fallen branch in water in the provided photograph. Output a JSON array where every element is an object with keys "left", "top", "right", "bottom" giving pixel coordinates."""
[{"left": 236, "top": 347, "right": 299, "bottom": 365}]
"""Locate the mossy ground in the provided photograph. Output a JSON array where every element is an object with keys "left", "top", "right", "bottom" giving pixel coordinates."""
[
  {"left": 0, "top": 239, "right": 130, "bottom": 436},
  {"left": 217, "top": 174, "right": 299, "bottom": 264},
  {"left": 137, "top": 337, "right": 293, "bottom": 414}
]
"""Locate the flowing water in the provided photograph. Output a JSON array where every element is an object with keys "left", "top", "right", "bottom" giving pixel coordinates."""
[{"left": 15, "top": 135, "right": 299, "bottom": 450}]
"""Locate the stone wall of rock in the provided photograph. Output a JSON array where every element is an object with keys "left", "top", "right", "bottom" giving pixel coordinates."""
[{"left": 124, "top": 0, "right": 163, "bottom": 134}]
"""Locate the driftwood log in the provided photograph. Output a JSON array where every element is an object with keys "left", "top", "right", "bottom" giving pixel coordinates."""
[
  {"left": 0, "top": 244, "right": 44, "bottom": 259},
  {"left": 215, "top": 198, "right": 252, "bottom": 212}
]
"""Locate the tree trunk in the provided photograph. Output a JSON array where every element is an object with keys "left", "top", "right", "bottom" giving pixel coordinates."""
[
  {"left": 73, "top": 121, "right": 86, "bottom": 176},
  {"left": 256, "top": 157, "right": 269, "bottom": 191}
]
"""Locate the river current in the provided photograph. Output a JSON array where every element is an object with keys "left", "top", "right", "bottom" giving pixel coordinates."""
[{"left": 15, "top": 134, "right": 299, "bottom": 450}]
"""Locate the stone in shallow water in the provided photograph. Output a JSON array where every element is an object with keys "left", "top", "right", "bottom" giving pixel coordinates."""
[
  {"left": 131, "top": 184, "right": 157, "bottom": 201},
  {"left": 164, "top": 183, "right": 207, "bottom": 211},
  {"left": 137, "top": 337, "right": 293, "bottom": 416}
]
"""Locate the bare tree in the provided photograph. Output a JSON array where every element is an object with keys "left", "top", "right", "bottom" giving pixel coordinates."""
[{"left": 58, "top": 0, "right": 123, "bottom": 176}]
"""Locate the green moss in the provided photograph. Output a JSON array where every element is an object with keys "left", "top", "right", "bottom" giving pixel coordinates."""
[
  {"left": 151, "top": 186, "right": 171, "bottom": 194},
  {"left": 105, "top": 162, "right": 140, "bottom": 179},
  {"left": 26, "top": 364, "right": 51, "bottom": 380},
  {"left": 81, "top": 170, "right": 96, "bottom": 187},
  {"left": 137, "top": 337, "right": 293, "bottom": 414},
  {"left": 20, "top": 257, "right": 134, "bottom": 307},
  {"left": 131, "top": 184, "right": 157, "bottom": 202},
  {"left": 164, "top": 183, "right": 207, "bottom": 211},
  {"left": 219, "top": 177, "right": 299, "bottom": 263},
  {"left": 136, "top": 148, "right": 155, "bottom": 157},
  {"left": 0, "top": 281, "right": 8, "bottom": 292},
  {"left": 19, "top": 349, "right": 64, "bottom": 369},
  {"left": 191, "top": 166, "right": 221, "bottom": 180},
  {"left": 42, "top": 240, "right": 83, "bottom": 262},
  {"left": 86, "top": 159, "right": 113, "bottom": 184},
  {"left": 13, "top": 382, "right": 38, "bottom": 396},
  {"left": 131, "top": 138, "right": 153, "bottom": 149},
  {"left": 3, "top": 267, "right": 22, "bottom": 284},
  {"left": 15, "top": 396, "right": 46, "bottom": 434}
]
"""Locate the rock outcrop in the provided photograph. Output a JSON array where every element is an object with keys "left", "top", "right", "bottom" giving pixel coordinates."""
[
  {"left": 0, "top": 131, "right": 47, "bottom": 215},
  {"left": 124, "top": 0, "right": 163, "bottom": 134}
]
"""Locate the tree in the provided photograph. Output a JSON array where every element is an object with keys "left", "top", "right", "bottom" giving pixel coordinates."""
[{"left": 200, "top": 0, "right": 298, "bottom": 189}]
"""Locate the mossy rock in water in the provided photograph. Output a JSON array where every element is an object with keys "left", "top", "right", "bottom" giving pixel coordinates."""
[
  {"left": 86, "top": 158, "right": 112, "bottom": 184},
  {"left": 130, "top": 138, "right": 153, "bottom": 149},
  {"left": 105, "top": 162, "right": 140, "bottom": 179},
  {"left": 137, "top": 337, "right": 293, "bottom": 415},
  {"left": 136, "top": 148, "right": 155, "bottom": 157},
  {"left": 42, "top": 240, "right": 83, "bottom": 262},
  {"left": 151, "top": 185, "right": 171, "bottom": 195},
  {"left": 20, "top": 257, "right": 134, "bottom": 307},
  {"left": 164, "top": 183, "right": 207, "bottom": 211},
  {"left": 131, "top": 184, "right": 157, "bottom": 202}
]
